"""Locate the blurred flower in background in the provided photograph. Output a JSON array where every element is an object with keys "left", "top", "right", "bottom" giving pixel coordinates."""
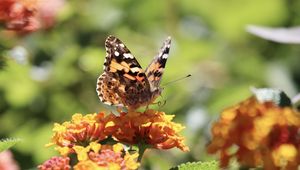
[
  {"left": 0, "top": 150, "right": 20, "bottom": 170},
  {"left": 207, "top": 96, "right": 300, "bottom": 169},
  {"left": 0, "top": 0, "right": 65, "bottom": 33}
]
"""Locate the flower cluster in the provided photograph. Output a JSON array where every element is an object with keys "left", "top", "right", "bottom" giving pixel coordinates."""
[
  {"left": 0, "top": 0, "right": 64, "bottom": 33},
  {"left": 38, "top": 109, "right": 188, "bottom": 169},
  {"left": 207, "top": 96, "right": 300, "bottom": 169},
  {"left": 106, "top": 110, "right": 189, "bottom": 152},
  {"left": 47, "top": 113, "right": 109, "bottom": 156}
]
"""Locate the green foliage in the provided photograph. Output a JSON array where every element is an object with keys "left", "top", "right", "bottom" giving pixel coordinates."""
[
  {"left": 172, "top": 160, "right": 218, "bottom": 170},
  {"left": 1, "top": 0, "right": 300, "bottom": 169},
  {"left": 0, "top": 138, "right": 21, "bottom": 152}
]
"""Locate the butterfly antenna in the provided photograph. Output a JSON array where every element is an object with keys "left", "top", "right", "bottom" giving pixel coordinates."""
[
  {"left": 162, "top": 74, "right": 191, "bottom": 87},
  {"left": 157, "top": 100, "right": 167, "bottom": 108}
]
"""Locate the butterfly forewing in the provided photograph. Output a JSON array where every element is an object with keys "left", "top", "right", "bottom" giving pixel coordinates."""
[
  {"left": 104, "top": 36, "right": 142, "bottom": 73},
  {"left": 145, "top": 37, "right": 171, "bottom": 92}
]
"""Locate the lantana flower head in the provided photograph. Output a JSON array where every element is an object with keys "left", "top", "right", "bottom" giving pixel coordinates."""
[
  {"left": 73, "top": 143, "right": 140, "bottom": 170},
  {"left": 106, "top": 109, "right": 189, "bottom": 152},
  {"left": 47, "top": 113, "right": 109, "bottom": 156},
  {"left": 207, "top": 96, "right": 300, "bottom": 169}
]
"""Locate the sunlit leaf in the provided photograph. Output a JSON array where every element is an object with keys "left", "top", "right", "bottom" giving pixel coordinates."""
[{"left": 0, "top": 138, "right": 21, "bottom": 152}]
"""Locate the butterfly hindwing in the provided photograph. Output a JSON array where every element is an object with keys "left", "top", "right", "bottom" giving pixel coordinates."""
[{"left": 96, "top": 72, "right": 124, "bottom": 107}]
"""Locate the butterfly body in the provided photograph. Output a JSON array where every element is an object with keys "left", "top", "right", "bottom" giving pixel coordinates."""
[{"left": 96, "top": 35, "right": 171, "bottom": 110}]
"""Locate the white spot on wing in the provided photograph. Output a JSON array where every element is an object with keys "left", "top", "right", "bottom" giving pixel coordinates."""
[
  {"left": 119, "top": 44, "right": 125, "bottom": 48},
  {"left": 124, "top": 53, "right": 134, "bottom": 59},
  {"left": 114, "top": 51, "right": 119, "bottom": 56},
  {"left": 162, "top": 54, "right": 168, "bottom": 59},
  {"left": 131, "top": 67, "right": 141, "bottom": 73}
]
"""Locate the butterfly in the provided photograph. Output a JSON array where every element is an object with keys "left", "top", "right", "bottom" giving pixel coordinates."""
[{"left": 96, "top": 35, "right": 171, "bottom": 110}]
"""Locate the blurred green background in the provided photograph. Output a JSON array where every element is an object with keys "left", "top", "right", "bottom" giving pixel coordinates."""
[{"left": 1, "top": 0, "right": 300, "bottom": 169}]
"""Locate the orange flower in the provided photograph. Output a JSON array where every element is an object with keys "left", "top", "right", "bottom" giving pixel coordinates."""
[
  {"left": 207, "top": 97, "right": 300, "bottom": 169},
  {"left": 38, "top": 156, "right": 70, "bottom": 170},
  {"left": 47, "top": 113, "right": 109, "bottom": 156},
  {"left": 106, "top": 109, "right": 189, "bottom": 152}
]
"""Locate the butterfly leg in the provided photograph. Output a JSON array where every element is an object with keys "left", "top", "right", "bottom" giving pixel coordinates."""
[{"left": 143, "top": 104, "right": 150, "bottom": 112}]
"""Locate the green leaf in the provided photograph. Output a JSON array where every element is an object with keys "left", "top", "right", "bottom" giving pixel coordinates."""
[
  {"left": 0, "top": 138, "right": 21, "bottom": 152},
  {"left": 251, "top": 87, "right": 291, "bottom": 107},
  {"left": 171, "top": 160, "right": 218, "bottom": 170}
]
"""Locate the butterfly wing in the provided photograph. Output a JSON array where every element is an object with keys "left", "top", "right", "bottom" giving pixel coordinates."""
[
  {"left": 97, "top": 35, "right": 152, "bottom": 109},
  {"left": 96, "top": 72, "right": 124, "bottom": 107},
  {"left": 145, "top": 36, "right": 171, "bottom": 91}
]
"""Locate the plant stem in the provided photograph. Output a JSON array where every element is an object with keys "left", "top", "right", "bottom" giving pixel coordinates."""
[{"left": 137, "top": 144, "right": 147, "bottom": 163}]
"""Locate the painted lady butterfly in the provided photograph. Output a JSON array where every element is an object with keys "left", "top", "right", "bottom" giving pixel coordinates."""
[{"left": 96, "top": 35, "right": 171, "bottom": 110}]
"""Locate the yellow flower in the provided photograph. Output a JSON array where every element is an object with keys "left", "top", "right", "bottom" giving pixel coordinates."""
[
  {"left": 74, "top": 143, "right": 140, "bottom": 170},
  {"left": 74, "top": 160, "right": 103, "bottom": 170},
  {"left": 124, "top": 152, "right": 139, "bottom": 170},
  {"left": 73, "top": 145, "right": 90, "bottom": 161},
  {"left": 47, "top": 112, "right": 109, "bottom": 156},
  {"left": 207, "top": 97, "right": 300, "bottom": 169},
  {"left": 67, "top": 142, "right": 102, "bottom": 161},
  {"left": 106, "top": 109, "right": 189, "bottom": 152},
  {"left": 272, "top": 144, "right": 297, "bottom": 167}
]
